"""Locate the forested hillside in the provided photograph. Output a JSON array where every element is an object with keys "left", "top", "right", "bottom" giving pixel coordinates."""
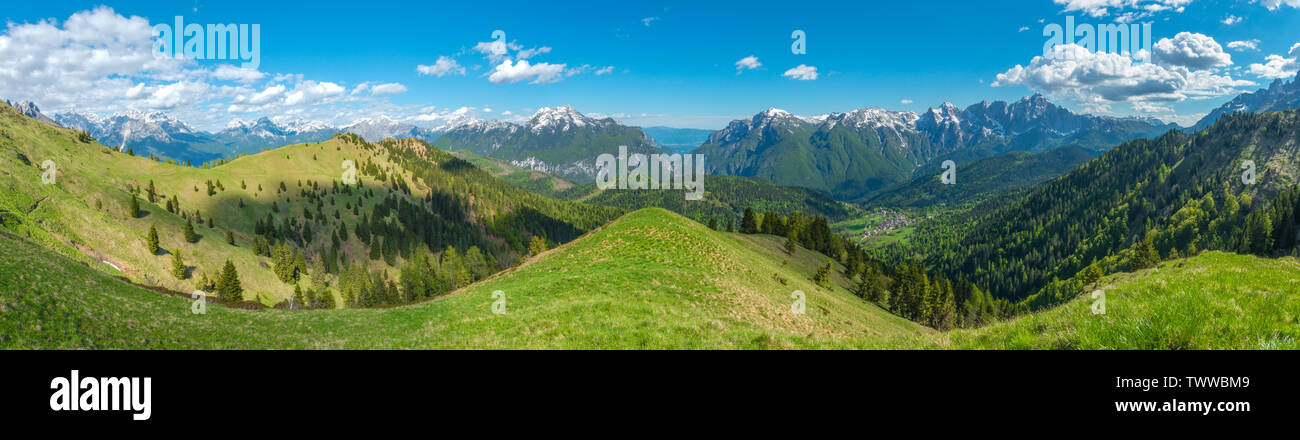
[
  {"left": 580, "top": 174, "right": 857, "bottom": 227},
  {"left": 0, "top": 101, "right": 620, "bottom": 308},
  {"left": 895, "top": 110, "right": 1300, "bottom": 311},
  {"left": 862, "top": 146, "right": 1094, "bottom": 208}
]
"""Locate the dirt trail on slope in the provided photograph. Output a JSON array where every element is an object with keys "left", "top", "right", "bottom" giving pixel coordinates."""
[{"left": 54, "top": 232, "right": 140, "bottom": 279}]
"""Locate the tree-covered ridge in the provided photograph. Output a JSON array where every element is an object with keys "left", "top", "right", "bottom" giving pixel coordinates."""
[
  {"left": 695, "top": 121, "right": 926, "bottom": 200},
  {"left": 579, "top": 174, "right": 857, "bottom": 227},
  {"left": 449, "top": 149, "right": 587, "bottom": 200},
  {"left": 0, "top": 102, "right": 623, "bottom": 309},
  {"left": 256, "top": 135, "right": 625, "bottom": 308},
  {"left": 898, "top": 110, "right": 1300, "bottom": 308},
  {"left": 862, "top": 145, "right": 1094, "bottom": 208},
  {"left": 724, "top": 207, "right": 1001, "bottom": 331}
]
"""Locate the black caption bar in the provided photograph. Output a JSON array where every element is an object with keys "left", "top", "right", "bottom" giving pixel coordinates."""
[{"left": 1, "top": 350, "right": 1295, "bottom": 431}]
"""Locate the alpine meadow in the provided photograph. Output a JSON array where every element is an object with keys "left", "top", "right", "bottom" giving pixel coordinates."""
[{"left": 2, "top": 1, "right": 1299, "bottom": 353}]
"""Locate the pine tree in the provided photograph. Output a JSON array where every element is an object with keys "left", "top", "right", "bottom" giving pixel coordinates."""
[
  {"left": 198, "top": 272, "right": 212, "bottom": 292},
  {"left": 146, "top": 224, "right": 159, "bottom": 255},
  {"left": 226, "top": 229, "right": 236, "bottom": 246},
  {"left": 294, "top": 250, "right": 308, "bottom": 278},
  {"left": 1082, "top": 260, "right": 1104, "bottom": 286},
  {"left": 146, "top": 180, "right": 157, "bottom": 203},
  {"left": 707, "top": 217, "right": 718, "bottom": 230},
  {"left": 216, "top": 260, "right": 243, "bottom": 303},
  {"left": 1130, "top": 235, "right": 1160, "bottom": 270},
  {"left": 813, "top": 258, "right": 833, "bottom": 287},
  {"left": 292, "top": 284, "right": 304, "bottom": 309},
  {"left": 274, "top": 243, "right": 297, "bottom": 283},
  {"left": 784, "top": 229, "right": 798, "bottom": 255},
  {"left": 865, "top": 267, "right": 885, "bottom": 303},
  {"left": 854, "top": 274, "right": 871, "bottom": 300},
  {"left": 740, "top": 208, "right": 758, "bottom": 234},
  {"left": 170, "top": 249, "right": 185, "bottom": 280},
  {"left": 1247, "top": 212, "right": 1274, "bottom": 254},
  {"left": 129, "top": 196, "right": 140, "bottom": 218},
  {"left": 369, "top": 236, "right": 382, "bottom": 260},
  {"left": 528, "top": 236, "right": 547, "bottom": 256},
  {"left": 183, "top": 218, "right": 197, "bottom": 243}
]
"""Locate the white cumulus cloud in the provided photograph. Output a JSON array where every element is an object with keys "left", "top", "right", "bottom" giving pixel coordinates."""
[
  {"left": 1248, "top": 43, "right": 1300, "bottom": 79},
  {"left": 284, "top": 81, "right": 344, "bottom": 106},
  {"left": 1153, "top": 32, "right": 1233, "bottom": 69},
  {"left": 369, "top": 83, "right": 407, "bottom": 95},
  {"left": 1258, "top": 0, "right": 1300, "bottom": 11},
  {"left": 1053, "top": 0, "right": 1192, "bottom": 18},
  {"left": 735, "top": 56, "right": 761, "bottom": 72},
  {"left": 782, "top": 64, "right": 819, "bottom": 81},
  {"left": 994, "top": 44, "right": 1253, "bottom": 107},
  {"left": 417, "top": 56, "right": 466, "bottom": 77},
  {"left": 488, "top": 59, "right": 567, "bottom": 84},
  {"left": 1227, "top": 40, "right": 1261, "bottom": 51}
]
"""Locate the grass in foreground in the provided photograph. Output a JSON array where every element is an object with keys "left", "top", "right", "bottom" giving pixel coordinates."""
[
  {"left": 885, "top": 251, "right": 1300, "bottom": 349},
  {"left": 4, "top": 205, "right": 1297, "bottom": 349},
  {"left": 0, "top": 208, "right": 926, "bottom": 349}
]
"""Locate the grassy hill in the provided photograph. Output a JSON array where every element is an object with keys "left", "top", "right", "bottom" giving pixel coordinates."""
[
  {"left": 0, "top": 208, "right": 928, "bottom": 349},
  {"left": 0, "top": 102, "right": 620, "bottom": 306},
  {"left": 882, "top": 251, "right": 1300, "bottom": 349},
  {"left": 7, "top": 209, "right": 1296, "bottom": 349}
]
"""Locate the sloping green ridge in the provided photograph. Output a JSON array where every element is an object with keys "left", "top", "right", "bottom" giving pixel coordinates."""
[
  {"left": 4, "top": 215, "right": 1298, "bottom": 349},
  {"left": 0, "top": 208, "right": 927, "bottom": 349},
  {"left": 881, "top": 251, "right": 1300, "bottom": 349}
]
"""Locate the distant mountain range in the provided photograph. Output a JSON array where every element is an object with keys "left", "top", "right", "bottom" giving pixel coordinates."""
[
  {"left": 18, "top": 74, "right": 1300, "bottom": 189},
  {"left": 35, "top": 109, "right": 473, "bottom": 164},
  {"left": 1194, "top": 71, "right": 1300, "bottom": 130},
  {"left": 432, "top": 105, "right": 661, "bottom": 183},
  {"left": 692, "top": 94, "right": 1181, "bottom": 200},
  {"left": 53, "top": 110, "right": 227, "bottom": 163}
]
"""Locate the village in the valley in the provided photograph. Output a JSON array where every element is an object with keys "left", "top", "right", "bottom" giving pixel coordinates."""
[{"left": 860, "top": 208, "right": 918, "bottom": 240}]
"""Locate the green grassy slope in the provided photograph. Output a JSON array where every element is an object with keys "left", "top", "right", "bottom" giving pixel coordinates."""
[
  {"left": 0, "top": 119, "right": 421, "bottom": 302},
  {"left": 0, "top": 102, "right": 620, "bottom": 306},
  {"left": 6, "top": 209, "right": 1296, "bottom": 349},
  {"left": 0, "top": 208, "right": 928, "bottom": 349},
  {"left": 880, "top": 251, "right": 1300, "bottom": 349}
]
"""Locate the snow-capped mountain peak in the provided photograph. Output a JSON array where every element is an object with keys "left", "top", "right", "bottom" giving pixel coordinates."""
[
  {"left": 4, "top": 100, "right": 59, "bottom": 127},
  {"left": 527, "top": 105, "right": 595, "bottom": 134},
  {"left": 827, "top": 107, "right": 920, "bottom": 131},
  {"left": 280, "top": 119, "right": 336, "bottom": 133},
  {"left": 223, "top": 118, "right": 256, "bottom": 130},
  {"left": 343, "top": 115, "right": 420, "bottom": 141}
]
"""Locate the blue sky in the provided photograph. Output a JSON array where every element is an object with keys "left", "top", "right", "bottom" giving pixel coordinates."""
[{"left": 1, "top": 0, "right": 1298, "bottom": 130}]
